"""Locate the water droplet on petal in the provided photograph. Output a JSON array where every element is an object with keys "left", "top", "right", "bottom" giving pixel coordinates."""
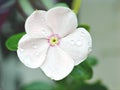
[
  {"left": 88, "top": 47, "right": 92, "bottom": 52},
  {"left": 20, "top": 48, "right": 24, "bottom": 52},
  {"left": 70, "top": 40, "right": 75, "bottom": 45},
  {"left": 81, "top": 30, "right": 86, "bottom": 34},
  {"left": 44, "top": 32, "right": 49, "bottom": 36},
  {"left": 75, "top": 56, "right": 81, "bottom": 61},
  {"left": 88, "top": 42, "right": 91, "bottom": 46},
  {"left": 33, "top": 45, "right": 37, "bottom": 49},
  {"left": 35, "top": 50, "right": 40, "bottom": 56},
  {"left": 81, "top": 31, "right": 86, "bottom": 37},
  {"left": 41, "top": 28, "right": 44, "bottom": 32},
  {"left": 76, "top": 40, "right": 82, "bottom": 46},
  {"left": 41, "top": 29, "right": 49, "bottom": 36},
  {"left": 35, "top": 52, "right": 40, "bottom": 56}
]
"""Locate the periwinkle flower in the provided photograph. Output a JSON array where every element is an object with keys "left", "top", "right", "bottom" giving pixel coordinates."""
[{"left": 17, "top": 7, "right": 92, "bottom": 80}]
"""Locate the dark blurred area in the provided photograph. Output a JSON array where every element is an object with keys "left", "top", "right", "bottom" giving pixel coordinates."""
[
  {"left": 0, "top": 0, "right": 74, "bottom": 90},
  {"left": 0, "top": 0, "right": 73, "bottom": 58}
]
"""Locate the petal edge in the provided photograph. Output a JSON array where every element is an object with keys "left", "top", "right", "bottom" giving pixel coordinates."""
[
  {"left": 60, "top": 28, "right": 92, "bottom": 65},
  {"left": 17, "top": 34, "right": 49, "bottom": 68},
  {"left": 41, "top": 46, "right": 74, "bottom": 80}
]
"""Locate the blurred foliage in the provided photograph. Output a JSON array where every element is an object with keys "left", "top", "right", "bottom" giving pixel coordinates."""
[
  {"left": 21, "top": 82, "right": 54, "bottom": 90},
  {"left": 21, "top": 80, "right": 108, "bottom": 90},
  {"left": 1, "top": 0, "right": 108, "bottom": 90},
  {"left": 17, "top": 55, "right": 101, "bottom": 90},
  {"left": 5, "top": 32, "right": 25, "bottom": 51},
  {"left": 72, "top": 0, "right": 81, "bottom": 14},
  {"left": 86, "top": 55, "right": 98, "bottom": 67},
  {"left": 78, "top": 24, "right": 90, "bottom": 32},
  {"left": 79, "top": 81, "right": 108, "bottom": 90},
  {"left": 41, "top": 0, "right": 55, "bottom": 9},
  {"left": 69, "top": 61, "right": 93, "bottom": 81},
  {"left": 54, "top": 3, "right": 68, "bottom": 7},
  {"left": 18, "top": 0, "right": 34, "bottom": 16}
]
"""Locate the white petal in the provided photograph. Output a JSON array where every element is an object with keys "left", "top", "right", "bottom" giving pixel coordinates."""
[
  {"left": 25, "top": 10, "right": 52, "bottom": 38},
  {"left": 17, "top": 34, "right": 49, "bottom": 68},
  {"left": 46, "top": 7, "right": 78, "bottom": 37},
  {"left": 60, "top": 28, "right": 92, "bottom": 65},
  {"left": 41, "top": 46, "right": 74, "bottom": 80}
]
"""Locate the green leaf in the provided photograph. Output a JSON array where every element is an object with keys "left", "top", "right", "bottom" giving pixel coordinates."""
[
  {"left": 78, "top": 24, "right": 90, "bottom": 32},
  {"left": 5, "top": 32, "right": 25, "bottom": 51},
  {"left": 54, "top": 3, "right": 68, "bottom": 7},
  {"left": 41, "top": 0, "right": 55, "bottom": 9},
  {"left": 86, "top": 55, "right": 98, "bottom": 67},
  {"left": 70, "top": 61, "right": 93, "bottom": 81},
  {"left": 79, "top": 81, "right": 108, "bottom": 90},
  {"left": 55, "top": 62, "right": 93, "bottom": 90},
  {"left": 72, "top": 0, "right": 81, "bottom": 14},
  {"left": 21, "top": 82, "right": 54, "bottom": 90},
  {"left": 54, "top": 84, "right": 67, "bottom": 90},
  {"left": 18, "top": 0, "right": 34, "bottom": 16}
]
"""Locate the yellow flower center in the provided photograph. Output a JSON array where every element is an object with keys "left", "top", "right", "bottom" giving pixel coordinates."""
[
  {"left": 49, "top": 36, "right": 59, "bottom": 46},
  {"left": 48, "top": 34, "right": 60, "bottom": 46}
]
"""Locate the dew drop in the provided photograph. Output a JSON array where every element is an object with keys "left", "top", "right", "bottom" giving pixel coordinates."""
[
  {"left": 81, "top": 31, "right": 86, "bottom": 37},
  {"left": 88, "top": 47, "right": 92, "bottom": 52},
  {"left": 40, "top": 17, "right": 45, "bottom": 23},
  {"left": 44, "top": 32, "right": 49, "bottom": 36},
  {"left": 88, "top": 42, "right": 91, "bottom": 46},
  {"left": 70, "top": 40, "right": 75, "bottom": 45},
  {"left": 41, "top": 29, "right": 48, "bottom": 36},
  {"left": 81, "top": 30, "right": 86, "bottom": 34},
  {"left": 20, "top": 48, "right": 24, "bottom": 52},
  {"left": 35, "top": 52, "right": 40, "bottom": 56},
  {"left": 75, "top": 56, "right": 81, "bottom": 61},
  {"left": 34, "top": 50, "right": 40, "bottom": 56},
  {"left": 33, "top": 45, "right": 37, "bottom": 49},
  {"left": 41, "top": 30, "right": 45, "bottom": 34},
  {"left": 76, "top": 40, "right": 82, "bottom": 46}
]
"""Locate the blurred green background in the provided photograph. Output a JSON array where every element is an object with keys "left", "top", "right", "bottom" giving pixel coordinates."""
[
  {"left": 80, "top": 0, "right": 120, "bottom": 90},
  {"left": 0, "top": 0, "right": 119, "bottom": 90}
]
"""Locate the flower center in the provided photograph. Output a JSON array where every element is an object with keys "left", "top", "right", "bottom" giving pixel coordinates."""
[{"left": 48, "top": 34, "right": 60, "bottom": 46}]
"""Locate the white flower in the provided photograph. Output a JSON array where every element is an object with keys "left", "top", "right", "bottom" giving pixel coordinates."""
[{"left": 17, "top": 7, "right": 92, "bottom": 80}]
